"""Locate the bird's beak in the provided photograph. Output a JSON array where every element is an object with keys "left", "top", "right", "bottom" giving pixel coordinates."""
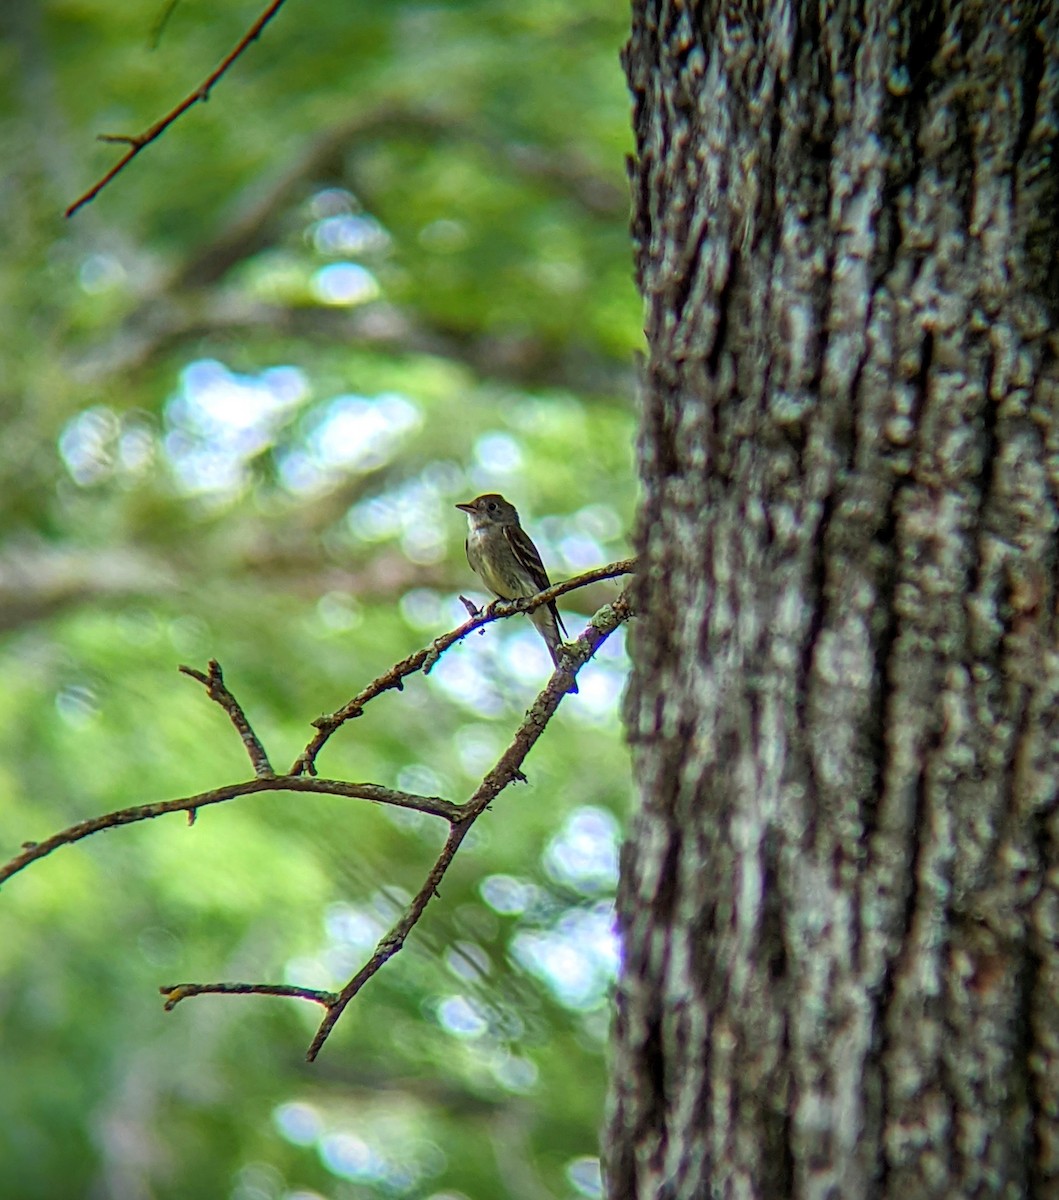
[{"left": 455, "top": 501, "right": 476, "bottom": 513}]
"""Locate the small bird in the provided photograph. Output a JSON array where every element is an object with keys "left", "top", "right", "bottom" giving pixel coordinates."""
[{"left": 456, "top": 493, "right": 577, "bottom": 692}]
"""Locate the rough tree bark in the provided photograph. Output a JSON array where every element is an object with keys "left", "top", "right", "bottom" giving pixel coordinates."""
[{"left": 607, "top": 3, "right": 1059, "bottom": 1197}]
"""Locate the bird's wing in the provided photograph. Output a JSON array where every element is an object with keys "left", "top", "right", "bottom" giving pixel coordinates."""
[
  {"left": 504, "top": 523, "right": 568, "bottom": 638},
  {"left": 504, "top": 523, "right": 550, "bottom": 590}
]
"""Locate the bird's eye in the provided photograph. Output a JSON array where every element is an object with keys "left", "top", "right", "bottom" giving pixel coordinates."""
[{"left": 487, "top": 501, "right": 498, "bottom": 511}]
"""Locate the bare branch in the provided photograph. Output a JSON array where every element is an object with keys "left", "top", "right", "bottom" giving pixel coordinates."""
[
  {"left": 292, "top": 557, "right": 636, "bottom": 776},
  {"left": 65, "top": 0, "right": 290, "bottom": 218},
  {"left": 306, "top": 819, "right": 473, "bottom": 1059},
  {"left": 304, "top": 586, "right": 635, "bottom": 1059},
  {"left": 161, "top": 981, "right": 336, "bottom": 1010},
  {"left": 0, "top": 776, "right": 459, "bottom": 888},
  {"left": 180, "top": 658, "right": 274, "bottom": 778},
  {"left": 0, "top": 559, "right": 634, "bottom": 887},
  {"left": 0, "top": 566, "right": 636, "bottom": 1060}
]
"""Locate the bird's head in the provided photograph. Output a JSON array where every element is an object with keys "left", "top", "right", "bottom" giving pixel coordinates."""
[{"left": 455, "top": 493, "right": 519, "bottom": 528}]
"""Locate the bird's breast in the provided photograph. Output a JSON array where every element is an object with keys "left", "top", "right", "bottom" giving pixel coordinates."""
[{"left": 466, "top": 527, "right": 522, "bottom": 599}]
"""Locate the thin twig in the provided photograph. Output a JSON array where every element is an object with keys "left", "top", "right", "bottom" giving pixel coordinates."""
[
  {"left": 180, "top": 659, "right": 274, "bottom": 777},
  {"left": 149, "top": 0, "right": 183, "bottom": 50},
  {"left": 0, "top": 777, "right": 459, "bottom": 888},
  {"left": 65, "top": 0, "right": 290, "bottom": 218},
  {"left": 304, "top": 587, "right": 635, "bottom": 1060},
  {"left": 291, "top": 557, "right": 635, "bottom": 777},
  {"left": 160, "top": 981, "right": 336, "bottom": 1010},
  {"left": 306, "top": 820, "right": 473, "bottom": 1059}
]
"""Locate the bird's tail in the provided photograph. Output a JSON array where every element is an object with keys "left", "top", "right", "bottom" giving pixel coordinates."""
[{"left": 534, "top": 605, "right": 578, "bottom": 694}]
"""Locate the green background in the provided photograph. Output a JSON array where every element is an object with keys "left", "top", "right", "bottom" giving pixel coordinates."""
[{"left": 0, "top": 1, "right": 640, "bottom": 1197}]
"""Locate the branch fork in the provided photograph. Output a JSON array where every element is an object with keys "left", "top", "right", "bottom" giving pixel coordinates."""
[{"left": 0, "top": 560, "right": 635, "bottom": 1059}]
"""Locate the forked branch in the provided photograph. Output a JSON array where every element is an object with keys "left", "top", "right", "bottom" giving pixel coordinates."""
[
  {"left": 293, "top": 557, "right": 634, "bottom": 775},
  {"left": 304, "top": 589, "right": 633, "bottom": 1059},
  {"left": 0, "top": 563, "right": 635, "bottom": 1060}
]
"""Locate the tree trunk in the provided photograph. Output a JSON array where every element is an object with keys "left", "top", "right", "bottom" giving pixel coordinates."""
[{"left": 608, "top": 3, "right": 1059, "bottom": 1197}]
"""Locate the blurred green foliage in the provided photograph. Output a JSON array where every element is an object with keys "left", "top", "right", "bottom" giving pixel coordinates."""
[{"left": 0, "top": 0, "right": 639, "bottom": 1197}]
